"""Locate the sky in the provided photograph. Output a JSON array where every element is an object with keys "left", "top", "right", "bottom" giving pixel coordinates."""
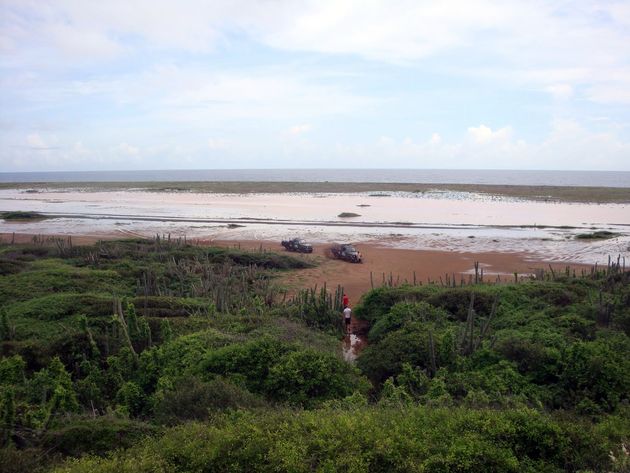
[{"left": 1, "top": 0, "right": 630, "bottom": 172}]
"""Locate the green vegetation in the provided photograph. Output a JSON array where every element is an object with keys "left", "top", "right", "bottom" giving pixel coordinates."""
[
  {"left": 53, "top": 406, "right": 628, "bottom": 473},
  {"left": 338, "top": 212, "right": 361, "bottom": 218},
  {"left": 2, "top": 181, "right": 630, "bottom": 203},
  {"left": 0, "top": 236, "right": 628, "bottom": 472},
  {"left": 1, "top": 211, "right": 48, "bottom": 221},
  {"left": 575, "top": 230, "right": 619, "bottom": 240},
  {"left": 356, "top": 280, "right": 630, "bottom": 413}
]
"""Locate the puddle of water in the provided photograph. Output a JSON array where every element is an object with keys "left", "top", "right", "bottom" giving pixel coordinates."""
[
  {"left": 342, "top": 333, "right": 365, "bottom": 362},
  {"left": 342, "top": 313, "right": 371, "bottom": 363}
]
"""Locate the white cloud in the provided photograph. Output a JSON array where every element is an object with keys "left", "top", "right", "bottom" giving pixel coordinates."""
[
  {"left": 63, "top": 65, "right": 374, "bottom": 122},
  {"left": 2, "top": 1, "right": 630, "bottom": 172},
  {"left": 260, "top": 0, "right": 514, "bottom": 63},
  {"left": 254, "top": 1, "right": 630, "bottom": 101},
  {"left": 336, "top": 121, "right": 630, "bottom": 170},
  {"left": 289, "top": 124, "right": 312, "bottom": 135},
  {"left": 587, "top": 79, "right": 630, "bottom": 105},
  {"left": 4, "top": 120, "right": 630, "bottom": 171},
  {"left": 3, "top": 1, "right": 630, "bottom": 103},
  {"left": 115, "top": 142, "right": 139, "bottom": 156},
  {"left": 1, "top": 0, "right": 229, "bottom": 58},
  {"left": 73, "top": 141, "right": 90, "bottom": 156},
  {"left": 545, "top": 84, "right": 573, "bottom": 100},
  {"left": 26, "top": 133, "right": 48, "bottom": 149},
  {"left": 429, "top": 133, "right": 441, "bottom": 145},
  {"left": 46, "top": 23, "right": 123, "bottom": 59},
  {"left": 207, "top": 138, "right": 229, "bottom": 150},
  {"left": 467, "top": 125, "right": 513, "bottom": 145}
]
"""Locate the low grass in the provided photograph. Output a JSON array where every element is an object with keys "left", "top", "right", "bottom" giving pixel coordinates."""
[
  {"left": 6, "top": 293, "right": 114, "bottom": 321},
  {"left": 1, "top": 181, "right": 630, "bottom": 203},
  {"left": 0, "top": 260, "right": 129, "bottom": 305}
]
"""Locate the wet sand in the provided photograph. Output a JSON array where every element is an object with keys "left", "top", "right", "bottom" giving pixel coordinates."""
[
  {"left": 2, "top": 188, "right": 628, "bottom": 226},
  {"left": 1, "top": 188, "right": 629, "bottom": 266}
]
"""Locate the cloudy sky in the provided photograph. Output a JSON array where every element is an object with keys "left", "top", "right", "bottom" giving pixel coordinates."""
[{"left": 1, "top": 0, "right": 630, "bottom": 171}]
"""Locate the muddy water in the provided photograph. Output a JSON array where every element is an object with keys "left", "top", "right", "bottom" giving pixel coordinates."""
[
  {"left": 343, "top": 333, "right": 366, "bottom": 362},
  {"left": 341, "top": 315, "right": 370, "bottom": 363}
]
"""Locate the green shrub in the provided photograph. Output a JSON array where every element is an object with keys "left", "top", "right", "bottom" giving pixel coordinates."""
[
  {"left": 201, "top": 338, "right": 295, "bottom": 393},
  {"left": 358, "top": 323, "right": 457, "bottom": 385},
  {"left": 0, "top": 258, "right": 26, "bottom": 276},
  {"left": 42, "top": 416, "right": 156, "bottom": 457},
  {"left": 129, "top": 296, "right": 208, "bottom": 318},
  {"left": 115, "top": 381, "right": 145, "bottom": 417},
  {"left": 368, "top": 301, "right": 449, "bottom": 342},
  {"left": 265, "top": 350, "right": 361, "bottom": 406},
  {"left": 0, "top": 445, "right": 53, "bottom": 473},
  {"left": 494, "top": 335, "right": 561, "bottom": 383},
  {"left": 0, "top": 355, "right": 25, "bottom": 385},
  {"left": 205, "top": 247, "right": 313, "bottom": 270},
  {"left": 6, "top": 293, "right": 113, "bottom": 321},
  {"left": 202, "top": 338, "right": 366, "bottom": 405},
  {"left": 154, "top": 377, "right": 266, "bottom": 424},
  {"left": 356, "top": 285, "right": 497, "bottom": 323},
  {"left": 0, "top": 262, "right": 126, "bottom": 304},
  {"left": 354, "top": 285, "right": 434, "bottom": 323},
  {"left": 158, "top": 329, "right": 235, "bottom": 378},
  {"left": 426, "top": 288, "right": 497, "bottom": 321},
  {"left": 52, "top": 406, "right": 615, "bottom": 473},
  {"left": 556, "top": 337, "right": 630, "bottom": 412}
]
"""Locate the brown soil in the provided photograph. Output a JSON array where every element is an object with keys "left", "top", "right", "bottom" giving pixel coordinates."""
[{"left": 209, "top": 239, "right": 590, "bottom": 304}]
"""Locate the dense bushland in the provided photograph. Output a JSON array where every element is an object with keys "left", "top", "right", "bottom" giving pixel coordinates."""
[
  {"left": 54, "top": 406, "right": 629, "bottom": 473},
  {"left": 356, "top": 279, "right": 630, "bottom": 415},
  {"left": 0, "top": 237, "right": 628, "bottom": 472}
]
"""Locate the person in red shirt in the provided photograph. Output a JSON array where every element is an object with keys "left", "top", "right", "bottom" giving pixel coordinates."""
[{"left": 343, "top": 293, "right": 349, "bottom": 308}]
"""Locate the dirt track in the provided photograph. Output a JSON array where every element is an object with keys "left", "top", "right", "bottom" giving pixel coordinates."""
[{"left": 211, "top": 239, "right": 590, "bottom": 304}]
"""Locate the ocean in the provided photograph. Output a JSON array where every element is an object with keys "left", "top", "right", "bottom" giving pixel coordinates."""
[{"left": 1, "top": 169, "right": 629, "bottom": 187}]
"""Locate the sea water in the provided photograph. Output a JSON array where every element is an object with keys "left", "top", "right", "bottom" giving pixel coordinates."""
[{"left": 1, "top": 169, "right": 629, "bottom": 187}]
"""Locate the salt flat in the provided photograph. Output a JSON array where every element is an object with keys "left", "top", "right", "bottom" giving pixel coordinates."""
[{"left": 1, "top": 188, "right": 628, "bottom": 265}]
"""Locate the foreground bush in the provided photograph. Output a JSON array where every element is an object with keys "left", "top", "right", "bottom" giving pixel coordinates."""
[
  {"left": 200, "top": 338, "right": 369, "bottom": 406},
  {"left": 54, "top": 405, "right": 624, "bottom": 473},
  {"left": 354, "top": 279, "right": 630, "bottom": 413}
]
